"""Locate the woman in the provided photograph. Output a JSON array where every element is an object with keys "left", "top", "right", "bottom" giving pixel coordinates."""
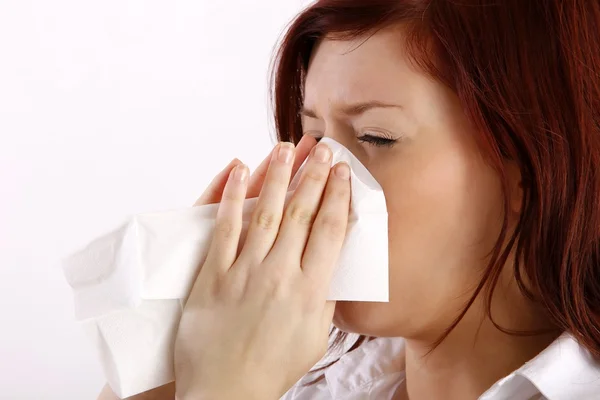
[{"left": 100, "top": 0, "right": 600, "bottom": 399}]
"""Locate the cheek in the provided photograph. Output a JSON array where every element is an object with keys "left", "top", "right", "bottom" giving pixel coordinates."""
[
  {"left": 334, "top": 140, "right": 504, "bottom": 337},
  {"left": 388, "top": 147, "right": 502, "bottom": 251}
]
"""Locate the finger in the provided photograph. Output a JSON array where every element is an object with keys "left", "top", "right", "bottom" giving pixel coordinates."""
[
  {"left": 292, "top": 135, "right": 318, "bottom": 180},
  {"left": 288, "top": 135, "right": 319, "bottom": 192},
  {"left": 201, "top": 163, "right": 249, "bottom": 277},
  {"left": 300, "top": 162, "right": 351, "bottom": 289},
  {"left": 268, "top": 143, "right": 333, "bottom": 265},
  {"left": 193, "top": 159, "right": 242, "bottom": 206},
  {"left": 246, "top": 150, "right": 274, "bottom": 199},
  {"left": 246, "top": 135, "right": 317, "bottom": 199},
  {"left": 237, "top": 142, "right": 295, "bottom": 264}
]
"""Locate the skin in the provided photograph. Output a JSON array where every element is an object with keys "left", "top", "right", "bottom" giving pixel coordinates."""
[
  {"left": 98, "top": 25, "right": 559, "bottom": 400},
  {"left": 302, "top": 26, "right": 557, "bottom": 399},
  {"left": 99, "top": 135, "right": 345, "bottom": 400},
  {"left": 174, "top": 137, "right": 352, "bottom": 399}
]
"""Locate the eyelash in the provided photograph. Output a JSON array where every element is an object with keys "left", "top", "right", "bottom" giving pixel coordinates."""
[
  {"left": 357, "top": 133, "right": 398, "bottom": 148},
  {"left": 311, "top": 132, "right": 398, "bottom": 148}
]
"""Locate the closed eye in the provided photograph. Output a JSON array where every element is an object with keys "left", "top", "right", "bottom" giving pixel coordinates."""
[
  {"left": 357, "top": 134, "right": 398, "bottom": 148},
  {"left": 312, "top": 133, "right": 398, "bottom": 148}
]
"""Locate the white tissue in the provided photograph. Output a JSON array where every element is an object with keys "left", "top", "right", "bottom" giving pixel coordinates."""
[{"left": 62, "top": 137, "right": 388, "bottom": 398}]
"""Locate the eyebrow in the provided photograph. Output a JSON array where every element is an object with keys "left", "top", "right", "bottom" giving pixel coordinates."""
[{"left": 300, "top": 101, "right": 404, "bottom": 118}]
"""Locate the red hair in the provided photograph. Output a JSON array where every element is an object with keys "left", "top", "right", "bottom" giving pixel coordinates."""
[{"left": 270, "top": 0, "right": 600, "bottom": 377}]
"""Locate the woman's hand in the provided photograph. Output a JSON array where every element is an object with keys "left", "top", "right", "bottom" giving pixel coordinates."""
[
  {"left": 95, "top": 137, "right": 316, "bottom": 400},
  {"left": 192, "top": 135, "right": 317, "bottom": 206},
  {"left": 174, "top": 138, "right": 351, "bottom": 400}
]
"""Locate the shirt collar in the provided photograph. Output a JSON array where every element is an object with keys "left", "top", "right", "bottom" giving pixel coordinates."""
[
  {"left": 324, "top": 336, "right": 405, "bottom": 398},
  {"left": 324, "top": 332, "right": 600, "bottom": 399},
  {"left": 483, "top": 332, "right": 600, "bottom": 399}
]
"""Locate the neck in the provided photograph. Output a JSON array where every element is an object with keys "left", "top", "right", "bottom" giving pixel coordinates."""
[{"left": 396, "top": 290, "right": 559, "bottom": 399}]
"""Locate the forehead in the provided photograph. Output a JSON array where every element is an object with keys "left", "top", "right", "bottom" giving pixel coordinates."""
[{"left": 304, "top": 27, "right": 415, "bottom": 107}]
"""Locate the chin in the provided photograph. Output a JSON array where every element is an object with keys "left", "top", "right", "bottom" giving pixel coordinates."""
[{"left": 333, "top": 301, "right": 404, "bottom": 337}]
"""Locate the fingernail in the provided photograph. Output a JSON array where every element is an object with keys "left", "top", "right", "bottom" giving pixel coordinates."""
[
  {"left": 278, "top": 142, "right": 295, "bottom": 164},
  {"left": 335, "top": 162, "right": 350, "bottom": 180},
  {"left": 313, "top": 144, "right": 331, "bottom": 163},
  {"left": 233, "top": 164, "right": 248, "bottom": 182}
]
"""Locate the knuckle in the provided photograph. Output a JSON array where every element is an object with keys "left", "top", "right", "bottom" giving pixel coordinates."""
[
  {"left": 327, "top": 185, "right": 349, "bottom": 202},
  {"left": 286, "top": 203, "right": 314, "bottom": 226},
  {"left": 221, "top": 189, "right": 242, "bottom": 202},
  {"left": 252, "top": 208, "right": 279, "bottom": 230},
  {"left": 304, "top": 169, "right": 329, "bottom": 184},
  {"left": 249, "top": 257, "right": 298, "bottom": 297},
  {"left": 269, "top": 278, "right": 291, "bottom": 300},
  {"left": 221, "top": 273, "right": 246, "bottom": 301},
  {"left": 252, "top": 268, "right": 290, "bottom": 296},
  {"left": 316, "top": 213, "right": 347, "bottom": 237},
  {"left": 214, "top": 219, "right": 236, "bottom": 239},
  {"left": 268, "top": 268, "right": 299, "bottom": 299}
]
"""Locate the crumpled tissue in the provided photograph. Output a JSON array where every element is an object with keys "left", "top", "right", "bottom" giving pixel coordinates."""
[{"left": 62, "top": 137, "right": 389, "bottom": 398}]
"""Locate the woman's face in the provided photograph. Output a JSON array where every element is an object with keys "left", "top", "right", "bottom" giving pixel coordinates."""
[{"left": 302, "top": 27, "right": 511, "bottom": 340}]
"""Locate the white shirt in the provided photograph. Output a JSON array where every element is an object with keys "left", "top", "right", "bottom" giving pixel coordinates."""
[{"left": 281, "top": 333, "right": 600, "bottom": 400}]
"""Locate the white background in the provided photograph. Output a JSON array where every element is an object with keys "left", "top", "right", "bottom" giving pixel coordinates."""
[{"left": 0, "top": 1, "right": 308, "bottom": 398}]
